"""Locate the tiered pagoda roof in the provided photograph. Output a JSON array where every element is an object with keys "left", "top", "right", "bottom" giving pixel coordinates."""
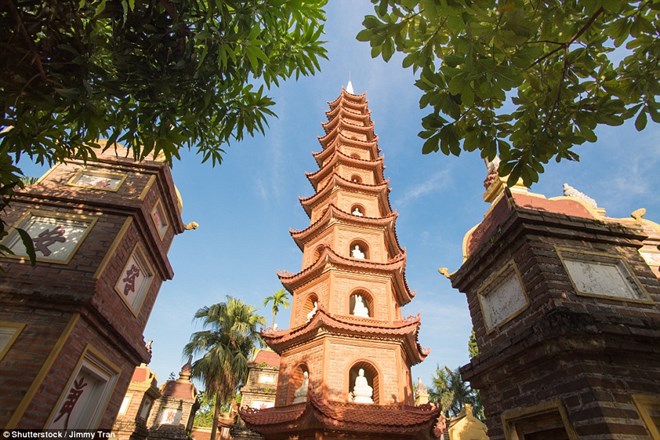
[
  {"left": 305, "top": 152, "right": 386, "bottom": 189},
  {"left": 327, "top": 90, "right": 370, "bottom": 113},
  {"left": 299, "top": 174, "right": 393, "bottom": 217},
  {"left": 241, "top": 392, "right": 440, "bottom": 438},
  {"left": 289, "top": 204, "right": 403, "bottom": 255},
  {"left": 314, "top": 132, "right": 380, "bottom": 164},
  {"left": 318, "top": 117, "right": 376, "bottom": 145},
  {"left": 261, "top": 307, "right": 429, "bottom": 364},
  {"left": 276, "top": 245, "right": 415, "bottom": 304}
]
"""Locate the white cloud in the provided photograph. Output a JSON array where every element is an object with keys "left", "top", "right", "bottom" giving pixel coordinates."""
[
  {"left": 394, "top": 168, "right": 453, "bottom": 207},
  {"left": 596, "top": 125, "right": 660, "bottom": 214},
  {"left": 253, "top": 97, "right": 287, "bottom": 202},
  {"left": 255, "top": 177, "right": 268, "bottom": 201}
]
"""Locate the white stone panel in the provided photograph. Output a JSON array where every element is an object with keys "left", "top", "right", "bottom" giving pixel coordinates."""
[
  {"left": 563, "top": 258, "right": 641, "bottom": 300},
  {"left": 480, "top": 265, "right": 528, "bottom": 330}
]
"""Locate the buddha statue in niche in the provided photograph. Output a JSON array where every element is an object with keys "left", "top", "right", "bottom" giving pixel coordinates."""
[
  {"left": 292, "top": 371, "right": 309, "bottom": 403},
  {"left": 351, "top": 369, "right": 373, "bottom": 404},
  {"left": 352, "top": 207, "right": 363, "bottom": 216},
  {"left": 351, "top": 244, "right": 365, "bottom": 259},
  {"left": 352, "top": 295, "right": 369, "bottom": 318},
  {"left": 306, "top": 301, "right": 318, "bottom": 322}
]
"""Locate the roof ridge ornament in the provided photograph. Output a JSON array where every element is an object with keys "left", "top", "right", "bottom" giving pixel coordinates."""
[
  {"left": 562, "top": 183, "right": 598, "bottom": 209},
  {"left": 346, "top": 80, "right": 354, "bottom": 94}
]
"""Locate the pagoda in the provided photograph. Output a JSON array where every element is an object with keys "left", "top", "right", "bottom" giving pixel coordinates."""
[{"left": 240, "top": 84, "right": 439, "bottom": 439}]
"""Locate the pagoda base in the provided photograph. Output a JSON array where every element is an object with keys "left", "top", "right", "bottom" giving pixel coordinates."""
[{"left": 239, "top": 392, "right": 440, "bottom": 440}]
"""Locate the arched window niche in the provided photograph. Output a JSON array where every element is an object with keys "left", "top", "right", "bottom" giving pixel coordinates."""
[
  {"left": 348, "top": 361, "right": 379, "bottom": 404},
  {"left": 303, "top": 293, "right": 318, "bottom": 322},
  {"left": 349, "top": 289, "right": 373, "bottom": 318},
  {"left": 350, "top": 204, "right": 365, "bottom": 217},
  {"left": 350, "top": 174, "right": 362, "bottom": 184},
  {"left": 288, "top": 363, "right": 309, "bottom": 404},
  {"left": 350, "top": 153, "right": 361, "bottom": 159},
  {"left": 349, "top": 240, "right": 369, "bottom": 260}
]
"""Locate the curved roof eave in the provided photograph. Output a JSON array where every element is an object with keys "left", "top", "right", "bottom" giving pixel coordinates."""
[
  {"left": 277, "top": 246, "right": 413, "bottom": 302},
  {"left": 289, "top": 204, "right": 402, "bottom": 254},
  {"left": 314, "top": 132, "right": 380, "bottom": 163},
  {"left": 261, "top": 308, "right": 424, "bottom": 355},
  {"left": 305, "top": 152, "right": 385, "bottom": 190},
  {"left": 299, "top": 174, "right": 392, "bottom": 217}
]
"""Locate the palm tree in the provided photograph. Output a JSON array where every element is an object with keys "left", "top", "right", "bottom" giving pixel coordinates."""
[
  {"left": 183, "top": 296, "right": 265, "bottom": 440},
  {"left": 263, "top": 288, "right": 290, "bottom": 328},
  {"left": 429, "top": 365, "right": 484, "bottom": 419}
]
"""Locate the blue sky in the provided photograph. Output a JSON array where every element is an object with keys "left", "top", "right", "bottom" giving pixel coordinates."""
[{"left": 21, "top": 1, "right": 659, "bottom": 390}]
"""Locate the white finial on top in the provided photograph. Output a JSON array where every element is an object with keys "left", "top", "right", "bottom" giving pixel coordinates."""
[{"left": 346, "top": 80, "right": 354, "bottom": 94}]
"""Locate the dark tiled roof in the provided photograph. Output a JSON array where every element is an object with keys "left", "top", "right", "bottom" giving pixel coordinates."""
[{"left": 240, "top": 392, "right": 440, "bottom": 437}]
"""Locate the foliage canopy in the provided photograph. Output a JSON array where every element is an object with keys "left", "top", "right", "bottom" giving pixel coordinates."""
[
  {"left": 1, "top": 0, "right": 327, "bottom": 178},
  {"left": 357, "top": 0, "right": 659, "bottom": 185},
  {"left": 430, "top": 365, "right": 484, "bottom": 419}
]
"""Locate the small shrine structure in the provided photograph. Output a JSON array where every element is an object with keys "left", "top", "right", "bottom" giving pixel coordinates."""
[
  {"left": 232, "top": 348, "right": 281, "bottom": 439},
  {"left": 238, "top": 348, "right": 281, "bottom": 411},
  {"left": 451, "top": 161, "right": 660, "bottom": 438},
  {"left": 148, "top": 360, "right": 200, "bottom": 440},
  {"left": 112, "top": 362, "right": 161, "bottom": 440},
  {"left": 240, "top": 84, "right": 440, "bottom": 439},
  {"left": 446, "top": 404, "right": 488, "bottom": 440}
]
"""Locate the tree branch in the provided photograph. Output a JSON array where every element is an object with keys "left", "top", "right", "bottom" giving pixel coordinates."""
[
  {"left": 528, "top": 7, "right": 604, "bottom": 69},
  {"left": 6, "top": 0, "right": 46, "bottom": 81}
]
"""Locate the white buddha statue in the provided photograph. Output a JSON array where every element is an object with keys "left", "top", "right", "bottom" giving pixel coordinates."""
[
  {"left": 292, "top": 371, "right": 309, "bottom": 403},
  {"left": 352, "top": 295, "right": 369, "bottom": 318},
  {"left": 351, "top": 244, "right": 365, "bottom": 259},
  {"left": 352, "top": 207, "right": 363, "bottom": 217},
  {"left": 306, "top": 301, "right": 318, "bottom": 322},
  {"left": 352, "top": 369, "right": 373, "bottom": 404}
]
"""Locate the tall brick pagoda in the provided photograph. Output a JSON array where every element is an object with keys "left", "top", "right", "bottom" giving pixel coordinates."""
[
  {"left": 0, "top": 144, "right": 184, "bottom": 429},
  {"left": 240, "top": 84, "right": 439, "bottom": 439},
  {"left": 451, "top": 163, "right": 660, "bottom": 439}
]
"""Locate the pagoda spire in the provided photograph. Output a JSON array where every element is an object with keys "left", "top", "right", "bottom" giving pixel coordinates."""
[{"left": 240, "top": 86, "right": 438, "bottom": 439}]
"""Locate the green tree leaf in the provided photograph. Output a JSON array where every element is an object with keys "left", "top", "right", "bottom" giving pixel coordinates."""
[{"left": 635, "top": 109, "right": 648, "bottom": 131}]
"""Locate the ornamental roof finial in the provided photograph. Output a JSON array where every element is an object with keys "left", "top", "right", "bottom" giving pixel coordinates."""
[
  {"left": 346, "top": 80, "right": 354, "bottom": 94},
  {"left": 482, "top": 155, "right": 527, "bottom": 203}
]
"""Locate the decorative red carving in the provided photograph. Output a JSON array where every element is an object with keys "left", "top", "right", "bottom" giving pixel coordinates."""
[
  {"left": 122, "top": 264, "right": 141, "bottom": 296},
  {"left": 33, "top": 225, "right": 66, "bottom": 256},
  {"left": 53, "top": 376, "right": 87, "bottom": 429}
]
